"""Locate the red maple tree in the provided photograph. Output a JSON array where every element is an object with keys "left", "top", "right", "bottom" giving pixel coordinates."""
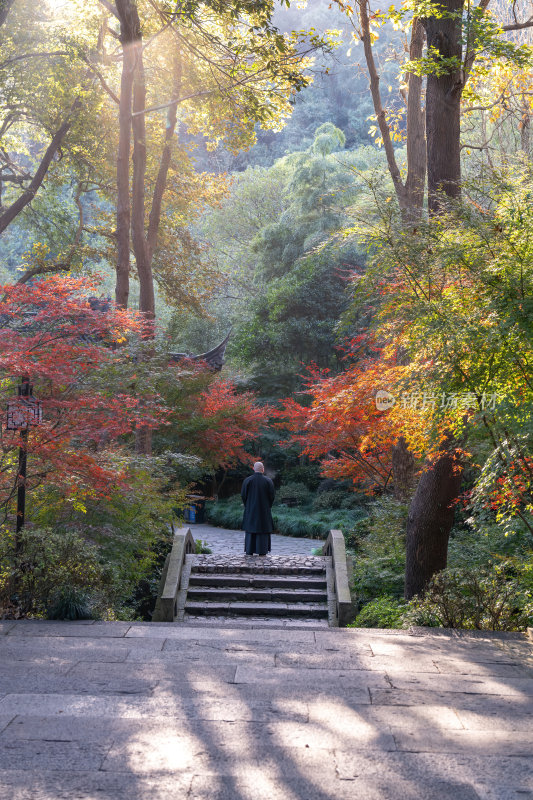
[
  {"left": 194, "top": 379, "right": 271, "bottom": 470},
  {"left": 0, "top": 275, "right": 167, "bottom": 514},
  {"left": 275, "top": 342, "right": 431, "bottom": 492}
]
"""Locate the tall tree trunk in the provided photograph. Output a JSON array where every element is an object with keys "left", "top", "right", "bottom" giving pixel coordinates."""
[
  {"left": 392, "top": 436, "right": 415, "bottom": 502},
  {"left": 404, "top": 18, "right": 426, "bottom": 215},
  {"left": 0, "top": 0, "right": 14, "bottom": 28},
  {"left": 357, "top": 2, "right": 426, "bottom": 219},
  {"left": 115, "top": 0, "right": 151, "bottom": 453},
  {"left": 402, "top": 1, "right": 467, "bottom": 597},
  {"left": 131, "top": 35, "right": 154, "bottom": 322},
  {"left": 425, "top": 0, "right": 464, "bottom": 213},
  {"left": 131, "top": 46, "right": 182, "bottom": 455},
  {"left": 115, "top": 0, "right": 182, "bottom": 320},
  {"left": 404, "top": 437, "right": 464, "bottom": 599},
  {"left": 115, "top": 20, "right": 136, "bottom": 308},
  {"left": 147, "top": 49, "right": 182, "bottom": 259},
  {"left": 130, "top": 29, "right": 154, "bottom": 455},
  {"left": 520, "top": 108, "right": 530, "bottom": 156},
  {"left": 397, "top": 2, "right": 470, "bottom": 600},
  {"left": 113, "top": 0, "right": 183, "bottom": 454}
]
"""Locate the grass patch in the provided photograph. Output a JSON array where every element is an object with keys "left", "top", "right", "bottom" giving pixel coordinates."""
[
  {"left": 350, "top": 596, "right": 407, "bottom": 629},
  {"left": 206, "top": 495, "right": 368, "bottom": 539}
]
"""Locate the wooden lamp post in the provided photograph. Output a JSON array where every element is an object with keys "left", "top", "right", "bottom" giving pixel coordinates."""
[{"left": 6, "top": 379, "right": 42, "bottom": 550}]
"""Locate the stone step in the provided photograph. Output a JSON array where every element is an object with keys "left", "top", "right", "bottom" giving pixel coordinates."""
[
  {"left": 188, "top": 574, "right": 327, "bottom": 590},
  {"left": 184, "top": 601, "right": 329, "bottom": 618},
  {"left": 187, "top": 587, "right": 328, "bottom": 603},
  {"left": 190, "top": 555, "right": 327, "bottom": 579},
  {"left": 191, "top": 563, "right": 326, "bottom": 576},
  {"left": 181, "top": 614, "right": 329, "bottom": 628}
]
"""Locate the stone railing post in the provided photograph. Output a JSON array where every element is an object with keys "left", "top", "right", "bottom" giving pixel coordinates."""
[
  {"left": 152, "top": 526, "right": 196, "bottom": 622},
  {"left": 322, "top": 529, "right": 353, "bottom": 626}
]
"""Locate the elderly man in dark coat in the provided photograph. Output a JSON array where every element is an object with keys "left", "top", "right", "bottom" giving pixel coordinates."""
[{"left": 241, "top": 461, "right": 275, "bottom": 556}]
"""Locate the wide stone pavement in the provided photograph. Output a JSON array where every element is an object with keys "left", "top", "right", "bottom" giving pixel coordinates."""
[
  {"left": 0, "top": 620, "right": 532, "bottom": 799},
  {"left": 189, "top": 522, "right": 322, "bottom": 556}
]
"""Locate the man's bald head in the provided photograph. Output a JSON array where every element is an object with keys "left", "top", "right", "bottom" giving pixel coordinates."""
[{"left": 253, "top": 461, "right": 265, "bottom": 473}]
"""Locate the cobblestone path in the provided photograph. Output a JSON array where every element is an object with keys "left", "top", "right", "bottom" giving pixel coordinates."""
[
  {"left": 0, "top": 620, "right": 532, "bottom": 799},
  {"left": 188, "top": 523, "right": 322, "bottom": 556}
]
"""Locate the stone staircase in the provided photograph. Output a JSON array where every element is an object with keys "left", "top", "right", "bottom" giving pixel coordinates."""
[{"left": 174, "top": 554, "right": 333, "bottom": 626}]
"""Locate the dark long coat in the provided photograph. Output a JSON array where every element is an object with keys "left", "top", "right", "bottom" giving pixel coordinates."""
[{"left": 241, "top": 473, "right": 275, "bottom": 533}]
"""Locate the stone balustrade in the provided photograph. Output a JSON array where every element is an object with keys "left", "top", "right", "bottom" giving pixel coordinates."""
[{"left": 152, "top": 526, "right": 196, "bottom": 622}]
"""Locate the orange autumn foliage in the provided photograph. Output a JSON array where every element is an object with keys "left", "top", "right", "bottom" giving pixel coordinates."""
[{"left": 276, "top": 343, "right": 433, "bottom": 492}]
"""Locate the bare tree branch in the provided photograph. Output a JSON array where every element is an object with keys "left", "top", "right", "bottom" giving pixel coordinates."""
[
  {"left": 16, "top": 262, "right": 71, "bottom": 285},
  {"left": 0, "top": 97, "right": 81, "bottom": 235},
  {"left": 131, "top": 89, "right": 215, "bottom": 116},
  {"left": 82, "top": 57, "right": 120, "bottom": 104},
  {"left": 502, "top": 16, "right": 533, "bottom": 31},
  {"left": 0, "top": 51, "right": 70, "bottom": 70},
  {"left": 356, "top": 0, "right": 409, "bottom": 210},
  {"left": 97, "top": 0, "right": 119, "bottom": 19}
]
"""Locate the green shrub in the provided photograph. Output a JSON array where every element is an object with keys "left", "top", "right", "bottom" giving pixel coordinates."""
[
  {"left": 276, "top": 482, "right": 312, "bottom": 507},
  {"left": 312, "top": 490, "right": 347, "bottom": 510},
  {"left": 340, "top": 493, "right": 367, "bottom": 510},
  {"left": 447, "top": 520, "right": 533, "bottom": 569},
  {"left": 206, "top": 496, "right": 243, "bottom": 529},
  {"left": 207, "top": 495, "right": 368, "bottom": 540},
  {"left": 46, "top": 586, "right": 93, "bottom": 621},
  {"left": 1, "top": 527, "right": 110, "bottom": 618},
  {"left": 273, "top": 508, "right": 326, "bottom": 538},
  {"left": 407, "top": 561, "right": 533, "bottom": 631},
  {"left": 280, "top": 464, "right": 322, "bottom": 491},
  {"left": 350, "top": 498, "right": 408, "bottom": 603},
  {"left": 351, "top": 596, "right": 407, "bottom": 629},
  {"left": 24, "top": 462, "right": 179, "bottom": 617}
]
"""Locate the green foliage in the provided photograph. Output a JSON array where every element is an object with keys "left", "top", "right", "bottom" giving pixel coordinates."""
[
  {"left": 23, "top": 460, "right": 180, "bottom": 619},
  {"left": 272, "top": 508, "right": 325, "bottom": 538},
  {"left": 0, "top": 526, "right": 109, "bottom": 619},
  {"left": 346, "top": 174, "right": 533, "bottom": 529},
  {"left": 193, "top": 0, "right": 398, "bottom": 172},
  {"left": 280, "top": 463, "right": 322, "bottom": 491},
  {"left": 311, "top": 122, "right": 346, "bottom": 156},
  {"left": 196, "top": 130, "right": 386, "bottom": 399},
  {"left": 406, "top": 561, "right": 533, "bottom": 631},
  {"left": 206, "top": 496, "right": 244, "bottom": 530},
  {"left": 351, "top": 596, "right": 407, "bottom": 629},
  {"left": 312, "top": 489, "right": 348, "bottom": 510},
  {"left": 206, "top": 494, "right": 366, "bottom": 539},
  {"left": 195, "top": 539, "right": 213, "bottom": 554},
  {"left": 447, "top": 519, "right": 533, "bottom": 569},
  {"left": 276, "top": 482, "right": 312, "bottom": 506},
  {"left": 46, "top": 586, "right": 93, "bottom": 621},
  {"left": 340, "top": 493, "right": 368, "bottom": 510},
  {"left": 347, "top": 499, "right": 533, "bottom": 631},
  {"left": 350, "top": 498, "right": 408, "bottom": 603}
]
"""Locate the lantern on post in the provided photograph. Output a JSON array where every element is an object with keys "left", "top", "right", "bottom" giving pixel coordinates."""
[{"left": 6, "top": 380, "right": 42, "bottom": 546}]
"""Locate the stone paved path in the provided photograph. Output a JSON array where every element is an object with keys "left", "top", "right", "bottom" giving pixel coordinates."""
[
  {"left": 189, "top": 523, "right": 323, "bottom": 556},
  {"left": 0, "top": 620, "right": 532, "bottom": 799}
]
